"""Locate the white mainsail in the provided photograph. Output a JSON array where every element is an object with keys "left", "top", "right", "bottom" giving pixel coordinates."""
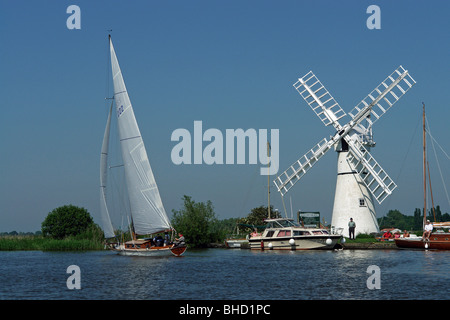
[
  {"left": 108, "top": 36, "right": 171, "bottom": 235},
  {"left": 99, "top": 104, "right": 115, "bottom": 238}
]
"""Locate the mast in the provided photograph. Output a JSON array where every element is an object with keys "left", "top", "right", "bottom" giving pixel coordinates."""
[{"left": 422, "top": 102, "right": 427, "bottom": 227}]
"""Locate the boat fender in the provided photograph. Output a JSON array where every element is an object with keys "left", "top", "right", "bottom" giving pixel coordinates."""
[
  {"left": 268, "top": 242, "right": 273, "bottom": 249},
  {"left": 326, "top": 238, "right": 332, "bottom": 245},
  {"left": 289, "top": 239, "right": 295, "bottom": 246},
  {"left": 424, "top": 242, "right": 428, "bottom": 249},
  {"left": 341, "top": 237, "right": 346, "bottom": 244}
]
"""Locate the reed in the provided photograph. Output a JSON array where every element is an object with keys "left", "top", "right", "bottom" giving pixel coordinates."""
[{"left": 0, "top": 235, "right": 104, "bottom": 251}]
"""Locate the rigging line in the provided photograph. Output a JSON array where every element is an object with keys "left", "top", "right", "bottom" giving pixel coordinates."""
[
  {"left": 280, "top": 194, "right": 288, "bottom": 219},
  {"left": 427, "top": 161, "right": 437, "bottom": 221},
  {"left": 426, "top": 115, "right": 450, "bottom": 208},
  {"left": 381, "top": 107, "right": 419, "bottom": 216},
  {"left": 426, "top": 130, "right": 450, "bottom": 160},
  {"left": 394, "top": 108, "right": 421, "bottom": 183},
  {"left": 236, "top": 165, "right": 260, "bottom": 218}
]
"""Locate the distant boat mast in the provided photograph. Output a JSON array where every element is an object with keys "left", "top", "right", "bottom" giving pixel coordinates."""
[{"left": 267, "top": 141, "right": 271, "bottom": 219}]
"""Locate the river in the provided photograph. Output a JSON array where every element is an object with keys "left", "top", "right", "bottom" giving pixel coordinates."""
[{"left": 0, "top": 248, "right": 448, "bottom": 301}]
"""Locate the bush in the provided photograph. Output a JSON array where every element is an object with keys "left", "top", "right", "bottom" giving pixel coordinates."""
[
  {"left": 41, "top": 205, "right": 97, "bottom": 239},
  {"left": 171, "top": 196, "right": 221, "bottom": 248}
]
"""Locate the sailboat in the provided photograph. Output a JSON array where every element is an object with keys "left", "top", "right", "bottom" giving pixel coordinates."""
[
  {"left": 395, "top": 103, "right": 450, "bottom": 250},
  {"left": 99, "top": 35, "right": 186, "bottom": 256}
]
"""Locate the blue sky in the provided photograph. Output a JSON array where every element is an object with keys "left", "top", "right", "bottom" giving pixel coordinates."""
[{"left": 1, "top": 0, "right": 449, "bottom": 232}]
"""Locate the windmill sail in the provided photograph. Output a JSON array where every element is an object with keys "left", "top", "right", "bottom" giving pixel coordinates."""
[
  {"left": 274, "top": 137, "right": 335, "bottom": 196},
  {"left": 108, "top": 36, "right": 171, "bottom": 235},
  {"left": 348, "top": 66, "right": 415, "bottom": 130},
  {"left": 293, "top": 71, "right": 346, "bottom": 130},
  {"left": 344, "top": 136, "right": 397, "bottom": 204},
  {"left": 99, "top": 104, "right": 115, "bottom": 238}
]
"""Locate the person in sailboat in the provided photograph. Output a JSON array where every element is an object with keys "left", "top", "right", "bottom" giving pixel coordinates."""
[
  {"left": 153, "top": 235, "right": 164, "bottom": 247},
  {"left": 423, "top": 220, "right": 433, "bottom": 241},
  {"left": 164, "top": 232, "right": 170, "bottom": 245},
  {"left": 173, "top": 233, "right": 185, "bottom": 247}
]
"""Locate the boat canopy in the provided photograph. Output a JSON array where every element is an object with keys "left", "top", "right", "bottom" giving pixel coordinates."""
[{"left": 264, "top": 218, "right": 301, "bottom": 228}]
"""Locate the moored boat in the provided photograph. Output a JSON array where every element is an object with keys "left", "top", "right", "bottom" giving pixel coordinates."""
[
  {"left": 395, "top": 103, "right": 450, "bottom": 250},
  {"left": 249, "top": 218, "right": 342, "bottom": 250},
  {"left": 395, "top": 222, "right": 450, "bottom": 250},
  {"left": 224, "top": 223, "right": 250, "bottom": 248},
  {"left": 225, "top": 238, "right": 249, "bottom": 248}
]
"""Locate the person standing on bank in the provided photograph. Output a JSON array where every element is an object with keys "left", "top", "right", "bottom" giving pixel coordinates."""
[{"left": 348, "top": 218, "right": 356, "bottom": 240}]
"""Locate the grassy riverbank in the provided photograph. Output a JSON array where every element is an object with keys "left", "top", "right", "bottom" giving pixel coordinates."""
[
  {"left": 0, "top": 235, "right": 104, "bottom": 251},
  {"left": 340, "top": 237, "right": 398, "bottom": 249}
]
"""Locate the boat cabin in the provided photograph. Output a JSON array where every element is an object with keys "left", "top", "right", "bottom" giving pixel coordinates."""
[
  {"left": 124, "top": 238, "right": 168, "bottom": 249},
  {"left": 261, "top": 218, "right": 330, "bottom": 238},
  {"left": 124, "top": 239, "right": 151, "bottom": 249}
]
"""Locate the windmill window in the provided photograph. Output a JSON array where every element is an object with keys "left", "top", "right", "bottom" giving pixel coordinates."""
[{"left": 359, "top": 198, "right": 366, "bottom": 207}]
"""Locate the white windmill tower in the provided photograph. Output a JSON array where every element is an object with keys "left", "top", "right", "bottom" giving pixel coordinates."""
[{"left": 274, "top": 66, "right": 416, "bottom": 237}]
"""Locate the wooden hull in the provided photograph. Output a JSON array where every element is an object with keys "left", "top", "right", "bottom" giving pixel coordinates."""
[
  {"left": 113, "top": 244, "right": 187, "bottom": 256},
  {"left": 249, "top": 235, "right": 341, "bottom": 250},
  {"left": 395, "top": 234, "right": 450, "bottom": 250},
  {"left": 170, "top": 245, "right": 187, "bottom": 256}
]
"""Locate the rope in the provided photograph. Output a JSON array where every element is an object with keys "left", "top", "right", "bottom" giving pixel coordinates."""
[
  {"left": 280, "top": 194, "right": 288, "bottom": 219},
  {"left": 382, "top": 109, "right": 421, "bottom": 214},
  {"left": 426, "top": 115, "right": 450, "bottom": 208}
]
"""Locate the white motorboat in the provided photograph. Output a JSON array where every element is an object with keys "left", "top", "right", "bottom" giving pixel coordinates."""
[{"left": 249, "top": 218, "right": 342, "bottom": 250}]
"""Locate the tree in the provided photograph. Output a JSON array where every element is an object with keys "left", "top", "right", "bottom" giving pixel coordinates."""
[
  {"left": 171, "top": 195, "right": 220, "bottom": 248},
  {"left": 442, "top": 212, "right": 450, "bottom": 222},
  {"left": 238, "top": 205, "right": 281, "bottom": 232},
  {"left": 413, "top": 208, "right": 423, "bottom": 230},
  {"left": 378, "top": 209, "right": 417, "bottom": 231},
  {"left": 433, "top": 205, "right": 442, "bottom": 222},
  {"left": 42, "top": 205, "right": 96, "bottom": 239}
]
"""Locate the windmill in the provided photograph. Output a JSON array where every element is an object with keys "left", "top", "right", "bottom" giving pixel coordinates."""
[{"left": 274, "top": 66, "right": 416, "bottom": 237}]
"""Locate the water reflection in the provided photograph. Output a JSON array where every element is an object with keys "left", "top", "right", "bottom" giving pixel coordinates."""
[{"left": 421, "top": 250, "right": 450, "bottom": 278}]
